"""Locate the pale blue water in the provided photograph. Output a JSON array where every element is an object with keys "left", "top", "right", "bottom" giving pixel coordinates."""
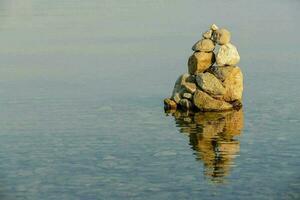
[{"left": 0, "top": 0, "right": 299, "bottom": 199}]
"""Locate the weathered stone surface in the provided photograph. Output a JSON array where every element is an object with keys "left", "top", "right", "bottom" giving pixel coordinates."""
[
  {"left": 183, "top": 82, "right": 197, "bottom": 94},
  {"left": 193, "top": 90, "right": 233, "bottom": 111},
  {"left": 196, "top": 72, "right": 225, "bottom": 95},
  {"left": 188, "top": 52, "right": 215, "bottom": 75},
  {"left": 179, "top": 99, "right": 193, "bottom": 110},
  {"left": 171, "top": 73, "right": 189, "bottom": 98},
  {"left": 192, "top": 39, "right": 215, "bottom": 52},
  {"left": 214, "top": 28, "right": 231, "bottom": 45},
  {"left": 164, "top": 98, "right": 177, "bottom": 110},
  {"left": 207, "top": 65, "right": 225, "bottom": 81},
  {"left": 202, "top": 30, "right": 213, "bottom": 39},
  {"left": 218, "top": 66, "right": 243, "bottom": 101},
  {"left": 216, "top": 43, "right": 240, "bottom": 66},
  {"left": 210, "top": 24, "right": 219, "bottom": 31},
  {"left": 166, "top": 25, "right": 243, "bottom": 112},
  {"left": 171, "top": 73, "right": 197, "bottom": 102},
  {"left": 182, "top": 92, "right": 192, "bottom": 99}
]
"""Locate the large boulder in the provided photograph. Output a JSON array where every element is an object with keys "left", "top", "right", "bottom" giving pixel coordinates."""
[
  {"left": 188, "top": 52, "right": 215, "bottom": 75},
  {"left": 218, "top": 66, "right": 243, "bottom": 101},
  {"left": 196, "top": 72, "right": 225, "bottom": 96},
  {"left": 216, "top": 43, "right": 240, "bottom": 66},
  {"left": 214, "top": 28, "right": 231, "bottom": 45},
  {"left": 192, "top": 39, "right": 215, "bottom": 52},
  {"left": 193, "top": 90, "right": 233, "bottom": 111}
]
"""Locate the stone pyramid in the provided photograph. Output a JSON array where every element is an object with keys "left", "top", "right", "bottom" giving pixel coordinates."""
[{"left": 164, "top": 24, "right": 243, "bottom": 112}]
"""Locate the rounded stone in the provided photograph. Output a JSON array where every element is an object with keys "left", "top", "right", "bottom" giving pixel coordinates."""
[
  {"left": 202, "top": 30, "right": 213, "bottom": 39},
  {"left": 171, "top": 73, "right": 189, "bottom": 98},
  {"left": 188, "top": 52, "right": 215, "bottom": 75},
  {"left": 182, "top": 92, "right": 193, "bottom": 99},
  {"left": 192, "top": 39, "right": 215, "bottom": 52},
  {"left": 210, "top": 24, "right": 219, "bottom": 31},
  {"left": 214, "top": 28, "right": 231, "bottom": 45},
  {"left": 216, "top": 43, "right": 240, "bottom": 66},
  {"left": 183, "top": 82, "right": 197, "bottom": 94},
  {"left": 218, "top": 66, "right": 243, "bottom": 102},
  {"left": 193, "top": 90, "right": 233, "bottom": 111},
  {"left": 164, "top": 98, "right": 177, "bottom": 110},
  {"left": 195, "top": 72, "right": 225, "bottom": 95}
]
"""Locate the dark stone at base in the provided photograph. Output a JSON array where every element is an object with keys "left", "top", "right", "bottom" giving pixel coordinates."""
[{"left": 231, "top": 100, "right": 243, "bottom": 110}]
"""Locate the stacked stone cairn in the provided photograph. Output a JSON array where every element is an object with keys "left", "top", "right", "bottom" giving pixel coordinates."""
[{"left": 164, "top": 24, "right": 243, "bottom": 112}]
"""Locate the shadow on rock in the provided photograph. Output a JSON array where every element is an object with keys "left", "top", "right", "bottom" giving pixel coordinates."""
[{"left": 166, "top": 109, "right": 244, "bottom": 183}]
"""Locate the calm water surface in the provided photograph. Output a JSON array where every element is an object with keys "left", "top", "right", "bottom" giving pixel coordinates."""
[{"left": 0, "top": 0, "right": 299, "bottom": 199}]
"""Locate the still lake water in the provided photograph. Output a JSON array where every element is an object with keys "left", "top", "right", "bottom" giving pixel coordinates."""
[{"left": 0, "top": 0, "right": 299, "bottom": 199}]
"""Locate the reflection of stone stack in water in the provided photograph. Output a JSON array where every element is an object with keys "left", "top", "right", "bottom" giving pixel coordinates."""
[
  {"left": 167, "top": 109, "right": 244, "bottom": 182},
  {"left": 164, "top": 24, "right": 243, "bottom": 111}
]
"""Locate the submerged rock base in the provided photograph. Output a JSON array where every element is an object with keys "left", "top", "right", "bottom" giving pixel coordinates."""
[{"left": 164, "top": 24, "right": 243, "bottom": 112}]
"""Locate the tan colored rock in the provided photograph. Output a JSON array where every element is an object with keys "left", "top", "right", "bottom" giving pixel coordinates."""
[
  {"left": 192, "top": 39, "right": 215, "bottom": 52},
  {"left": 207, "top": 65, "right": 225, "bottom": 81},
  {"left": 183, "top": 82, "right": 197, "bottom": 94},
  {"left": 202, "top": 30, "right": 213, "bottom": 39},
  {"left": 218, "top": 66, "right": 243, "bottom": 101},
  {"left": 171, "top": 73, "right": 189, "bottom": 98},
  {"left": 164, "top": 98, "right": 177, "bottom": 110},
  {"left": 210, "top": 24, "right": 219, "bottom": 31},
  {"left": 182, "top": 92, "right": 192, "bottom": 99},
  {"left": 195, "top": 72, "right": 225, "bottom": 95},
  {"left": 193, "top": 90, "right": 233, "bottom": 111},
  {"left": 171, "top": 73, "right": 197, "bottom": 102},
  {"left": 188, "top": 52, "right": 215, "bottom": 75},
  {"left": 216, "top": 43, "right": 240, "bottom": 66},
  {"left": 214, "top": 28, "right": 231, "bottom": 45}
]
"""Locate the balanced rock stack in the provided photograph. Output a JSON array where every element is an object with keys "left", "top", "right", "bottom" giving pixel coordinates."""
[{"left": 164, "top": 24, "right": 243, "bottom": 112}]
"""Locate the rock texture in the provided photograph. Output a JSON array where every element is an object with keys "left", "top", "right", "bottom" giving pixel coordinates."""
[
  {"left": 165, "top": 24, "right": 243, "bottom": 112},
  {"left": 214, "top": 28, "right": 231, "bottom": 45},
  {"left": 216, "top": 43, "right": 240, "bottom": 66},
  {"left": 164, "top": 98, "right": 177, "bottom": 110},
  {"left": 192, "top": 39, "right": 215, "bottom": 52},
  {"left": 202, "top": 30, "right": 213, "bottom": 39},
  {"left": 196, "top": 72, "right": 225, "bottom": 96},
  {"left": 188, "top": 52, "right": 215, "bottom": 74},
  {"left": 210, "top": 24, "right": 219, "bottom": 31},
  {"left": 219, "top": 66, "right": 243, "bottom": 101},
  {"left": 193, "top": 90, "right": 233, "bottom": 111},
  {"left": 184, "top": 82, "right": 197, "bottom": 94}
]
